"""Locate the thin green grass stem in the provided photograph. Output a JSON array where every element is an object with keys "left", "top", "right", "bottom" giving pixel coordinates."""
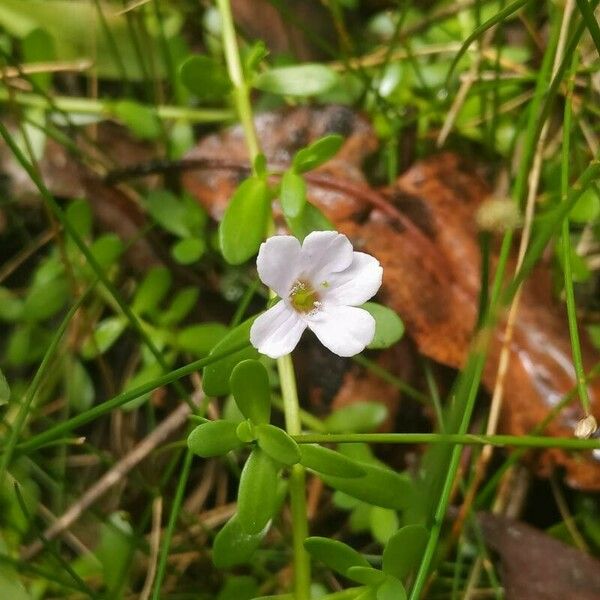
[
  {"left": 476, "top": 363, "right": 600, "bottom": 507},
  {"left": 277, "top": 354, "right": 311, "bottom": 600},
  {"left": 407, "top": 10, "right": 567, "bottom": 598},
  {"left": 216, "top": 0, "right": 260, "bottom": 162},
  {"left": 352, "top": 355, "right": 430, "bottom": 404},
  {"left": 0, "top": 288, "right": 92, "bottom": 486},
  {"left": 150, "top": 449, "right": 193, "bottom": 600},
  {"left": 0, "top": 120, "right": 197, "bottom": 412},
  {"left": 574, "top": 0, "right": 600, "bottom": 56},
  {"left": 215, "top": 2, "right": 311, "bottom": 594},
  {"left": 293, "top": 432, "right": 600, "bottom": 450},
  {"left": 560, "top": 54, "right": 591, "bottom": 415},
  {"left": 0, "top": 88, "right": 234, "bottom": 123},
  {"left": 13, "top": 341, "right": 250, "bottom": 455},
  {"left": 13, "top": 483, "right": 100, "bottom": 599}
]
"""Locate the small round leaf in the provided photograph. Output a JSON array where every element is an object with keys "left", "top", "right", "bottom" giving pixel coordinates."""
[
  {"left": 324, "top": 402, "right": 388, "bottom": 433},
  {"left": 179, "top": 55, "right": 232, "bottom": 101},
  {"left": 219, "top": 177, "right": 270, "bottom": 265},
  {"left": 230, "top": 359, "right": 271, "bottom": 424},
  {"left": 212, "top": 513, "right": 267, "bottom": 568},
  {"left": 171, "top": 238, "right": 205, "bottom": 264},
  {"left": 203, "top": 318, "right": 258, "bottom": 397},
  {"left": 187, "top": 420, "right": 244, "bottom": 457},
  {"left": 253, "top": 64, "right": 339, "bottom": 97},
  {"left": 292, "top": 134, "right": 344, "bottom": 173},
  {"left": 377, "top": 576, "right": 407, "bottom": 600},
  {"left": 304, "top": 537, "right": 370, "bottom": 577},
  {"left": 256, "top": 424, "right": 301, "bottom": 466},
  {"left": 237, "top": 448, "right": 279, "bottom": 534},
  {"left": 382, "top": 524, "right": 428, "bottom": 581},
  {"left": 346, "top": 566, "right": 387, "bottom": 586},
  {"left": 280, "top": 169, "right": 306, "bottom": 218},
  {"left": 236, "top": 420, "right": 256, "bottom": 443},
  {"left": 0, "top": 368, "right": 10, "bottom": 406},
  {"left": 300, "top": 444, "right": 366, "bottom": 479},
  {"left": 362, "top": 302, "right": 405, "bottom": 349},
  {"left": 319, "top": 462, "right": 414, "bottom": 510}
]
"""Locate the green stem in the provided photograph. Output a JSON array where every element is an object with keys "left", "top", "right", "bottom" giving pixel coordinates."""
[
  {"left": 0, "top": 87, "right": 233, "bottom": 123},
  {"left": 560, "top": 54, "right": 591, "bottom": 415},
  {"left": 278, "top": 354, "right": 311, "bottom": 600},
  {"left": 151, "top": 449, "right": 193, "bottom": 600},
  {"left": 215, "top": 1, "right": 310, "bottom": 596},
  {"left": 0, "top": 119, "right": 198, "bottom": 413},
  {"left": 0, "top": 288, "right": 92, "bottom": 486},
  {"left": 13, "top": 341, "right": 250, "bottom": 455},
  {"left": 292, "top": 432, "right": 600, "bottom": 450},
  {"left": 216, "top": 0, "right": 260, "bottom": 164},
  {"left": 352, "top": 354, "right": 430, "bottom": 404}
]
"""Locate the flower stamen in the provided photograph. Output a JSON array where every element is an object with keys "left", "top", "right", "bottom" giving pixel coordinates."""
[{"left": 289, "top": 280, "right": 320, "bottom": 313}]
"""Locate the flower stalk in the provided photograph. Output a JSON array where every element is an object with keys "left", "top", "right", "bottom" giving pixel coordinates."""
[
  {"left": 215, "top": 1, "right": 311, "bottom": 596},
  {"left": 278, "top": 353, "right": 311, "bottom": 600}
]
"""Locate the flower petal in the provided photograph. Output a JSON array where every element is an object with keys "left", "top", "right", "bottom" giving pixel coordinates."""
[
  {"left": 306, "top": 305, "right": 375, "bottom": 357},
  {"left": 256, "top": 235, "right": 302, "bottom": 297},
  {"left": 299, "top": 231, "right": 354, "bottom": 282},
  {"left": 250, "top": 301, "right": 307, "bottom": 359},
  {"left": 320, "top": 252, "right": 383, "bottom": 306}
]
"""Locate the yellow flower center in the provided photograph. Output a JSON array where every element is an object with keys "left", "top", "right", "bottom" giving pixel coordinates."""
[{"left": 289, "top": 280, "right": 320, "bottom": 313}]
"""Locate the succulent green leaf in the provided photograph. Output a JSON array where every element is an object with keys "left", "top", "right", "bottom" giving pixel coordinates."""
[
  {"left": 362, "top": 303, "right": 405, "bottom": 349},
  {"left": 113, "top": 99, "right": 161, "bottom": 139},
  {"left": 256, "top": 424, "right": 301, "bottom": 466},
  {"left": 237, "top": 448, "right": 279, "bottom": 534},
  {"left": 369, "top": 507, "right": 399, "bottom": 545},
  {"left": 0, "top": 369, "right": 10, "bottom": 406},
  {"left": 145, "top": 190, "right": 193, "bottom": 238},
  {"left": 171, "top": 237, "right": 205, "bottom": 264},
  {"left": 570, "top": 186, "right": 600, "bottom": 222},
  {"left": 187, "top": 420, "right": 245, "bottom": 457},
  {"left": 292, "top": 134, "right": 344, "bottom": 173},
  {"left": 280, "top": 169, "right": 307, "bottom": 218},
  {"left": 236, "top": 420, "right": 256, "bottom": 443},
  {"left": 324, "top": 401, "right": 388, "bottom": 433},
  {"left": 346, "top": 566, "right": 387, "bottom": 586},
  {"left": 65, "top": 357, "right": 95, "bottom": 413},
  {"left": 65, "top": 199, "right": 93, "bottom": 239},
  {"left": 132, "top": 267, "right": 172, "bottom": 316},
  {"left": 304, "top": 537, "right": 370, "bottom": 577},
  {"left": 253, "top": 64, "right": 339, "bottom": 97},
  {"left": 216, "top": 575, "right": 259, "bottom": 600},
  {"left": 96, "top": 513, "right": 134, "bottom": 594},
  {"left": 230, "top": 359, "right": 271, "bottom": 424},
  {"left": 23, "top": 276, "right": 68, "bottom": 322},
  {"left": 81, "top": 316, "right": 127, "bottom": 359},
  {"left": 377, "top": 576, "right": 407, "bottom": 600},
  {"left": 219, "top": 177, "right": 270, "bottom": 265},
  {"left": 382, "top": 524, "right": 428, "bottom": 581},
  {"left": 88, "top": 234, "right": 124, "bottom": 269},
  {"left": 0, "top": 287, "right": 23, "bottom": 323},
  {"left": 202, "top": 318, "right": 258, "bottom": 396},
  {"left": 212, "top": 513, "right": 266, "bottom": 568},
  {"left": 285, "top": 202, "right": 334, "bottom": 241},
  {"left": 179, "top": 55, "right": 232, "bottom": 101},
  {"left": 299, "top": 444, "right": 366, "bottom": 478},
  {"left": 319, "top": 462, "right": 414, "bottom": 510},
  {"left": 157, "top": 288, "right": 200, "bottom": 327},
  {"left": 176, "top": 323, "right": 228, "bottom": 357}
]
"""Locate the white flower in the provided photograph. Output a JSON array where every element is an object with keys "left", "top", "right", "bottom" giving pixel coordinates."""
[{"left": 250, "top": 231, "right": 383, "bottom": 359}]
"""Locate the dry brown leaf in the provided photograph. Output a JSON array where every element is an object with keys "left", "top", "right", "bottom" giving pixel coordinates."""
[
  {"left": 184, "top": 106, "right": 600, "bottom": 489},
  {"left": 479, "top": 512, "right": 600, "bottom": 600}
]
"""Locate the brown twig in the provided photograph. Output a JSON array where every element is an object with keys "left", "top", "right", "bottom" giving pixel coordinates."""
[
  {"left": 140, "top": 496, "right": 163, "bottom": 600},
  {"left": 22, "top": 399, "right": 195, "bottom": 559}
]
